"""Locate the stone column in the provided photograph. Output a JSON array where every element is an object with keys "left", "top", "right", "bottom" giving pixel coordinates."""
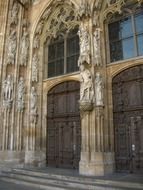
[{"left": 78, "top": 0, "right": 114, "bottom": 176}]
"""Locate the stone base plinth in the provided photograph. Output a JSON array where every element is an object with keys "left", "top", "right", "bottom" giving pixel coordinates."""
[
  {"left": 79, "top": 152, "right": 114, "bottom": 176},
  {"left": 0, "top": 151, "right": 25, "bottom": 170},
  {"left": 24, "top": 151, "right": 46, "bottom": 167}
]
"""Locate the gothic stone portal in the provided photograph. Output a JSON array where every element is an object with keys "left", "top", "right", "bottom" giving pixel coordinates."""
[
  {"left": 47, "top": 81, "right": 81, "bottom": 169},
  {"left": 113, "top": 65, "right": 143, "bottom": 173}
]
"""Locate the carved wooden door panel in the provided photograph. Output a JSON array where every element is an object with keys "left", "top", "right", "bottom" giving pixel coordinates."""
[
  {"left": 113, "top": 65, "right": 143, "bottom": 173},
  {"left": 47, "top": 81, "right": 81, "bottom": 169}
]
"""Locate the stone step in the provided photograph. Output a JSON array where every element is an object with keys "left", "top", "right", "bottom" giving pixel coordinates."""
[
  {"left": 0, "top": 176, "right": 68, "bottom": 190},
  {"left": 0, "top": 168, "right": 143, "bottom": 190},
  {"left": 1, "top": 171, "right": 96, "bottom": 190}
]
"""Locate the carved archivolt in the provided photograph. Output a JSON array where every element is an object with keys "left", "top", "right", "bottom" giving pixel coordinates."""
[
  {"left": 34, "top": 1, "right": 79, "bottom": 40},
  {"left": 31, "top": 1, "right": 79, "bottom": 85}
]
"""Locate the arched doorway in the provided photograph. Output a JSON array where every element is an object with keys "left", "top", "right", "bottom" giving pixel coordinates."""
[
  {"left": 47, "top": 81, "right": 81, "bottom": 169},
  {"left": 112, "top": 65, "right": 143, "bottom": 173}
]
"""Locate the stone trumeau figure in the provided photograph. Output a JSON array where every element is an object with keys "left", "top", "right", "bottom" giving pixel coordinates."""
[
  {"left": 80, "top": 64, "right": 94, "bottom": 102},
  {"left": 95, "top": 72, "right": 104, "bottom": 106},
  {"left": 17, "top": 77, "right": 25, "bottom": 111},
  {"left": 20, "top": 27, "right": 29, "bottom": 66}
]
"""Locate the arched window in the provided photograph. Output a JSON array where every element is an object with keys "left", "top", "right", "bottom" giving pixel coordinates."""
[
  {"left": 47, "top": 28, "right": 79, "bottom": 78},
  {"left": 108, "top": 7, "right": 143, "bottom": 63}
]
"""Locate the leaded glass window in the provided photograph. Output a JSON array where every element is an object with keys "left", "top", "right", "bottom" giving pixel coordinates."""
[
  {"left": 48, "top": 28, "right": 79, "bottom": 78},
  {"left": 108, "top": 10, "right": 143, "bottom": 63}
]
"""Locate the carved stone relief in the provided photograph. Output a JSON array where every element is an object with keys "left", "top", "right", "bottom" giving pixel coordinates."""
[
  {"left": 2, "top": 75, "right": 13, "bottom": 109},
  {"left": 17, "top": 77, "right": 25, "bottom": 111},
  {"left": 32, "top": 53, "right": 39, "bottom": 82}
]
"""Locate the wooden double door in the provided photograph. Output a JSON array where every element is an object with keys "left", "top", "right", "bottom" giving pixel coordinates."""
[
  {"left": 113, "top": 65, "right": 143, "bottom": 173},
  {"left": 47, "top": 81, "right": 81, "bottom": 169}
]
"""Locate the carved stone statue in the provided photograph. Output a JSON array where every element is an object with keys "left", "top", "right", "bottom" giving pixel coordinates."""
[
  {"left": 93, "top": 28, "right": 102, "bottom": 66},
  {"left": 95, "top": 72, "right": 104, "bottom": 106},
  {"left": 32, "top": 53, "right": 39, "bottom": 82},
  {"left": 30, "top": 86, "right": 38, "bottom": 123},
  {"left": 78, "top": 23, "right": 90, "bottom": 66},
  {"left": 33, "top": 35, "right": 40, "bottom": 49},
  {"left": 93, "top": 11, "right": 99, "bottom": 27},
  {"left": 10, "top": 2, "right": 19, "bottom": 25},
  {"left": 17, "top": 77, "right": 25, "bottom": 111},
  {"left": 7, "top": 29, "right": 17, "bottom": 65},
  {"left": 20, "top": 28, "right": 29, "bottom": 66},
  {"left": 36, "top": 21, "right": 44, "bottom": 35},
  {"left": 3, "top": 75, "right": 13, "bottom": 108},
  {"left": 80, "top": 64, "right": 94, "bottom": 102}
]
